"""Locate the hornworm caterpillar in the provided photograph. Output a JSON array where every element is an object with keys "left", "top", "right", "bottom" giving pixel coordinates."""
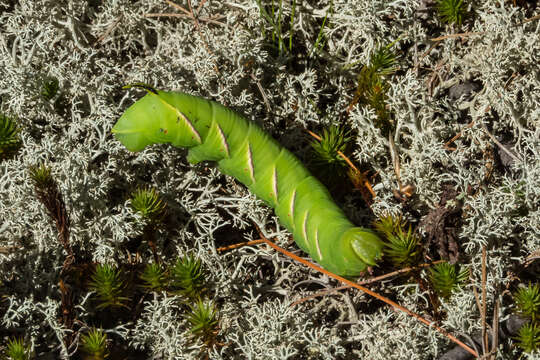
[{"left": 112, "top": 84, "right": 383, "bottom": 277}]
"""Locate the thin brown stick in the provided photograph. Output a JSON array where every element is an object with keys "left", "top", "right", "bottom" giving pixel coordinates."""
[
  {"left": 199, "top": 16, "right": 227, "bottom": 27},
  {"left": 250, "top": 73, "right": 271, "bottom": 113},
  {"left": 164, "top": 0, "right": 192, "bottom": 16},
  {"left": 196, "top": 0, "right": 208, "bottom": 14},
  {"left": 359, "top": 260, "right": 446, "bottom": 286},
  {"left": 388, "top": 132, "right": 403, "bottom": 190},
  {"left": 444, "top": 120, "right": 475, "bottom": 150},
  {"left": 416, "top": 31, "right": 477, "bottom": 74},
  {"left": 414, "top": 40, "right": 440, "bottom": 71},
  {"left": 145, "top": 12, "right": 192, "bottom": 19},
  {"left": 491, "top": 296, "right": 500, "bottom": 358},
  {"left": 156, "top": 0, "right": 226, "bottom": 26},
  {"left": 419, "top": 17, "right": 536, "bottom": 70},
  {"left": 145, "top": 0, "right": 223, "bottom": 74},
  {"left": 503, "top": 72, "right": 519, "bottom": 90},
  {"left": 0, "top": 246, "right": 22, "bottom": 254},
  {"left": 144, "top": 12, "right": 225, "bottom": 25},
  {"left": 93, "top": 15, "right": 122, "bottom": 47},
  {"left": 518, "top": 13, "right": 540, "bottom": 25},
  {"left": 254, "top": 226, "right": 478, "bottom": 358},
  {"left": 430, "top": 31, "right": 485, "bottom": 41},
  {"left": 216, "top": 239, "right": 265, "bottom": 252},
  {"left": 290, "top": 260, "right": 445, "bottom": 307},
  {"left": 524, "top": 250, "right": 540, "bottom": 267},
  {"left": 290, "top": 285, "right": 349, "bottom": 307},
  {"left": 472, "top": 285, "right": 483, "bottom": 324}
]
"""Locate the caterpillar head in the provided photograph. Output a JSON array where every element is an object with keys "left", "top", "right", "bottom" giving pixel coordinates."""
[
  {"left": 112, "top": 84, "right": 168, "bottom": 152},
  {"left": 112, "top": 84, "right": 202, "bottom": 152}
]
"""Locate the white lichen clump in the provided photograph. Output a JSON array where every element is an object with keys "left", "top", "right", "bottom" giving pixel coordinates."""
[{"left": 1, "top": 0, "right": 539, "bottom": 359}]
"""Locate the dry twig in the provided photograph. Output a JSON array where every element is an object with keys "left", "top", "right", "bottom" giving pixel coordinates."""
[
  {"left": 216, "top": 239, "right": 265, "bottom": 252},
  {"left": 93, "top": 15, "right": 123, "bottom": 47},
  {"left": 430, "top": 31, "right": 485, "bottom": 41},
  {"left": 253, "top": 225, "right": 478, "bottom": 358},
  {"left": 491, "top": 297, "right": 500, "bottom": 359},
  {"left": 290, "top": 260, "right": 445, "bottom": 307},
  {"left": 444, "top": 120, "right": 475, "bottom": 150},
  {"left": 250, "top": 73, "right": 271, "bottom": 113}
]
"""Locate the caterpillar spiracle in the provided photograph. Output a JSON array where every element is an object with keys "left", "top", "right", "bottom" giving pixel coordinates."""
[{"left": 112, "top": 84, "right": 383, "bottom": 277}]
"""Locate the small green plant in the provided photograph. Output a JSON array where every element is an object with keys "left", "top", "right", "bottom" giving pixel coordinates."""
[
  {"left": 514, "top": 322, "right": 540, "bottom": 353},
  {"left": 513, "top": 283, "right": 540, "bottom": 322},
  {"left": 40, "top": 76, "right": 59, "bottom": 101},
  {"left": 0, "top": 113, "right": 21, "bottom": 161},
  {"left": 310, "top": 126, "right": 350, "bottom": 179},
  {"left": 369, "top": 44, "right": 398, "bottom": 76},
  {"left": 310, "top": 1, "right": 332, "bottom": 56},
  {"left": 170, "top": 255, "right": 205, "bottom": 299},
  {"left": 80, "top": 328, "right": 109, "bottom": 360},
  {"left": 436, "top": 0, "right": 467, "bottom": 26},
  {"left": 130, "top": 188, "right": 166, "bottom": 223},
  {"left": 256, "top": 0, "right": 332, "bottom": 58},
  {"left": 428, "top": 262, "right": 469, "bottom": 298},
  {"left": 186, "top": 299, "right": 219, "bottom": 345},
  {"left": 256, "top": 0, "right": 292, "bottom": 57},
  {"left": 28, "top": 164, "right": 54, "bottom": 189},
  {"left": 88, "top": 264, "right": 129, "bottom": 309},
  {"left": 352, "top": 43, "right": 398, "bottom": 137},
  {"left": 140, "top": 262, "right": 167, "bottom": 292},
  {"left": 375, "top": 214, "right": 422, "bottom": 267},
  {"left": 28, "top": 163, "right": 73, "bottom": 254},
  {"left": 4, "top": 338, "right": 32, "bottom": 360}
]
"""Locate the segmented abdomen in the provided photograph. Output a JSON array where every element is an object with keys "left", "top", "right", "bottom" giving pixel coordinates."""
[
  {"left": 184, "top": 100, "right": 379, "bottom": 276},
  {"left": 112, "top": 88, "right": 383, "bottom": 277}
]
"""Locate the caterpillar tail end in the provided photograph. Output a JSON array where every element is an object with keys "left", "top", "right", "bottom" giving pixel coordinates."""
[
  {"left": 326, "top": 228, "right": 384, "bottom": 278},
  {"left": 347, "top": 228, "right": 384, "bottom": 267}
]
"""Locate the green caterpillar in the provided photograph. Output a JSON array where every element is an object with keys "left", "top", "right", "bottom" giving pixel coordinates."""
[{"left": 112, "top": 84, "right": 383, "bottom": 277}]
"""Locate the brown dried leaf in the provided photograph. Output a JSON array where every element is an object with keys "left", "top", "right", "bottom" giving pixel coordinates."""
[{"left": 420, "top": 185, "right": 463, "bottom": 263}]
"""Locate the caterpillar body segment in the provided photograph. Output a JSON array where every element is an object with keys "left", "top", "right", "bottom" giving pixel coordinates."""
[{"left": 112, "top": 85, "right": 383, "bottom": 277}]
